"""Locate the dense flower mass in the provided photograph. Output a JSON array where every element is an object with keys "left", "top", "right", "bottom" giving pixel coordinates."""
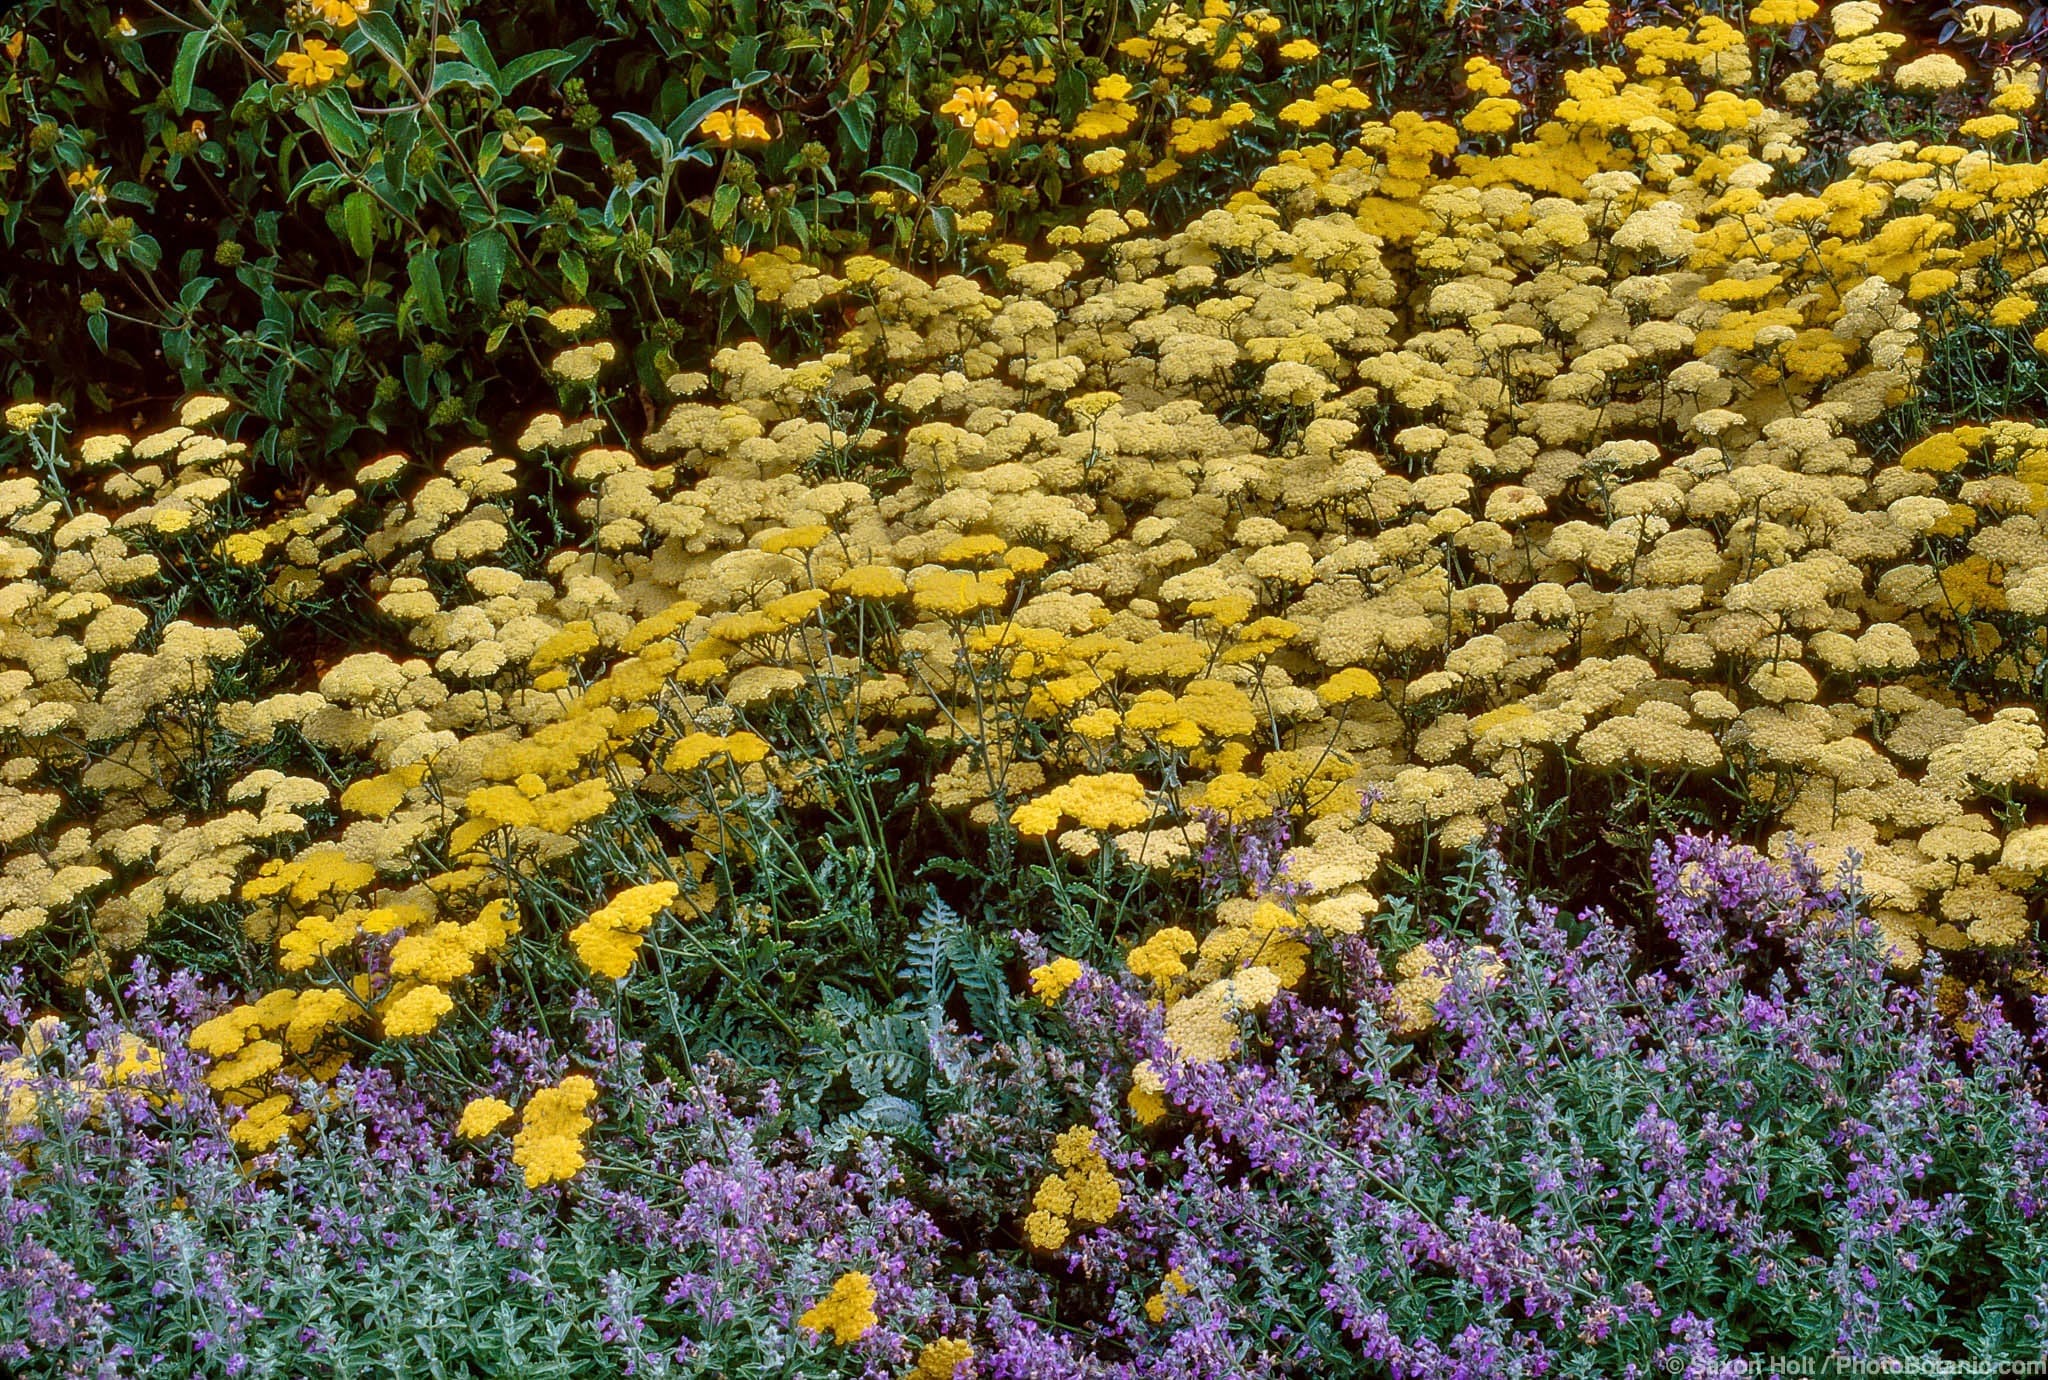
[{"left": 4, "top": 2, "right": 2048, "bottom": 1373}]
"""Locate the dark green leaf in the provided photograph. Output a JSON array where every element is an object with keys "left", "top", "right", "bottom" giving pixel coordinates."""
[
  {"left": 882, "top": 124, "right": 917, "bottom": 171},
  {"left": 289, "top": 161, "right": 346, "bottom": 200},
  {"left": 259, "top": 360, "right": 290, "bottom": 418},
  {"left": 837, "top": 96, "right": 874, "bottom": 155},
  {"left": 711, "top": 182, "right": 740, "bottom": 230},
  {"left": 408, "top": 249, "right": 449, "bottom": 331},
  {"left": 171, "top": 29, "right": 208, "bottom": 115},
  {"left": 403, "top": 353, "right": 431, "bottom": 409},
  {"left": 467, "top": 232, "right": 508, "bottom": 313},
  {"left": 560, "top": 250, "right": 589, "bottom": 299},
  {"left": 1052, "top": 65, "right": 1090, "bottom": 122},
  {"left": 428, "top": 63, "right": 496, "bottom": 97},
  {"left": 384, "top": 111, "right": 420, "bottom": 189},
  {"left": 343, "top": 191, "right": 376, "bottom": 258},
  {"left": 614, "top": 112, "right": 672, "bottom": 164},
  {"left": 499, "top": 38, "right": 595, "bottom": 92},
  {"left": 300, "top": 91, "right": 367, "bottom": 159},
  {"left": 451, "top": 23, "right": 502, "bottom": 92},
  {"left": 863, "top": 165, "right": 922, "bottom": 197},
  {"left": 352, "top": 11, "right": 406, "bottom": 65},
  {"left": 260, "top": 287, "right": 292, "bottom": 335}
]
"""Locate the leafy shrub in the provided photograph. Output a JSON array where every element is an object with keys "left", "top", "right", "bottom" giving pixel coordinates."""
[{"left": 0, "top": 0, "right": 1444, "bottom": 469}]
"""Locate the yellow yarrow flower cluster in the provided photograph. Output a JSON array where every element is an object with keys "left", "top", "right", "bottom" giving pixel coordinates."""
[
  {"left": 912, "top": 1336, "right": 975, "bottom": 1378},
  {"left": 567, "top": 880, "right": 678, "bottom": 981},
  {"left": 509, "top": 1074, "right": 599, "bottom": 1188},
  {"left": 1022, "top": 1125, "right": 1121, "bottom": 1249},
  {"left": 1564, "top": 0, "right": 1610, "bottom": 35},
  {"left": 1028, "top": 955, "right": 1083, "bottom": 1000},
  {"left": 799, "top": 1270, "right": 878, "bottom": 1344},
  {"left": 1010, "top": 773, "right": 1152, "bottom": 837},
  {"left": 457, "top": 1095, "right": 515, "bottom": 1138}
]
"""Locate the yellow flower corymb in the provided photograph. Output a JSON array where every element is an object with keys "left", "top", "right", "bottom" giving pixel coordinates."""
[
  {"left": 457, "top": 1096, "right": 514, "bottom": 1138},
  {"left": 1028, "top": 956, "right": 1083, "bottom": 1001},
  {"left": 510, "top": 1075, "right": 598, "bottom": 1188},
  {"left": 799, "top": 1270, "right": 877, "bottom": 1344}
]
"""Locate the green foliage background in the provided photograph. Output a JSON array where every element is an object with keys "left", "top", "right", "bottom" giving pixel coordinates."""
[{"left": 0, "top": 0, "right": 1511, "bottom": 470}]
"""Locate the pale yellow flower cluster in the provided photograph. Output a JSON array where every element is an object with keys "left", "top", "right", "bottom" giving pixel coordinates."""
[
  {"left": 0, "top": 1019, "right": 170, "bottom": 1140},
  {"left": 1022, "top": 1125, "right": 1121, "bottom": 1249},
  {"left": 1386, "top": 941, "right": 1504, "bottom": 1036},
  {"left": 0, "top": 399, "right": 318, "bottom": 968}
]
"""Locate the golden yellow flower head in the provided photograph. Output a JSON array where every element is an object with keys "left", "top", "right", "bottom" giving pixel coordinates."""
[
  {"left": 699, "top": 108, "right": 771, "bottom": 143},
  {"left": 457, "top": 1096, "right": 514, "bottom": 1138},
  {"left": 1029, "top": 956, "right": 1084, "bottom": 1001},
  {"left": 799, "top": 1271, "right": 877, "bottom": 1344},
  {"left": 277, "top": 38, "right": 349, "bottom": 90}
]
